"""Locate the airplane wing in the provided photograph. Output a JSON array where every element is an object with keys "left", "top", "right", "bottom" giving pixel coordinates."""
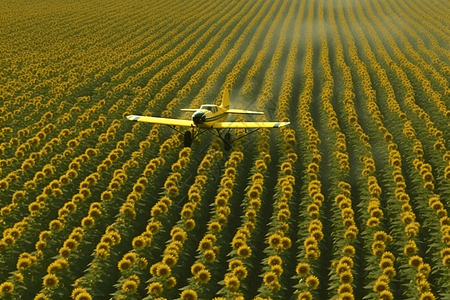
[
  {"left": 226, "top": 109, "right": 264, "bottom": 115},
  {"left": 126, "top": 115, "right": 194, "bottom": 127},
  {"left": 212, "top": 121, "right": 290, "bottom": 129},
  {"left": 180, "top": 109, "right": 198, "bottom": 112}
]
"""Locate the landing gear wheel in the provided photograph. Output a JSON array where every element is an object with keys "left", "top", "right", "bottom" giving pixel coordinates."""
[
  {"left": 184, "top": 131, "right": 192, "bottom": 148},
  {"left": 224, "top": 132, "right": 232, "bottom": 151}
]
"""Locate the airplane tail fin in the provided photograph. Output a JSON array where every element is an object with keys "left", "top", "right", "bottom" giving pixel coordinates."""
[{"left": 220, "top": 88, "right": 230, "bottom": 109}]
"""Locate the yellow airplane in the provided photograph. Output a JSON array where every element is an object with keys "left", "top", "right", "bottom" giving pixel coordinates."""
[{"left": 126, "top": 89, "right": 290, "bottom": 149}]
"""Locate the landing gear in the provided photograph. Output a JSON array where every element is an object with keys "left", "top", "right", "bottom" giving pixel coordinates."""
[{"left": 184, "top": 130, "right": 192, "bottom": 148}]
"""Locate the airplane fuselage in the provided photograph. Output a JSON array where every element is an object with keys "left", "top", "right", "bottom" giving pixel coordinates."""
[{"left": 192, "top": 105, "right": 228, "bottom": 127}]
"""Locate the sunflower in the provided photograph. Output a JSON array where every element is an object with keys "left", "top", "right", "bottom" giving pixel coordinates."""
[
  {"left": 419, "top": 292, "right": 436, "bottom": 300},
  {"left": 296, "top": 262, "right": 310, "bottom": 277},
  {"left": 373, "top": 279, "right": 389, "bottom": 293},
  {"left": 59, "top": 247, "right": 70, "bottom": 257},
  {"left": 409, "top": 255, "right": 423, "bottom": 268},
  {"left": 208, "top": 221, "right": 221, "bottom": 232},
  {"left": 156, "top": 263, "right": 171, "bottom": 278},
  {"left": 297, "top": 291, "right": 313, "bottom": 300},
  {"left": 203, "top": 250, "right": 216, "bottom": 263},
  {"left": 379, "top": 290, "right": 394, "bottom": 300},
  {"left": 63, "top": 238, "right": 78, "bottom": 251},
  {"left": 118, "top": 259, "right": 132, "bottom": 271},
  {"left": 418, "top": 263, "right": 431, "bottom": 276},
  {"left": 281, "top": 237, "right": 292, "bottom": 250},
  {"left": 224, "top": 275, "right": 240, "bottom": 291},
  {"left": 147, "top": 282, "right": 163, "bottom": 294},
  {"left": 161, "top": 254, "right": 176, "bottom": 267},
  {"left": 339, "top": 292, "right": 355, "bottom": 300},
  {"left": 305, "top": 275, "right": 320, "bottom": 289},
  {"left": 230, "top": 265, "right": 247, "bottom": 280},
  {"left": 339, "top": 271, "right": 353, "bottom": 284},
  {"left": 166, "top": 276, "right": 177, "bottom": 288},
  {"left": 138, "top": 258, "right": 148, "bottom": 269},
  {"left": 268, "top": 234, "right": 282, "bottom": 249},
  {"left": 0, "top": 282, "right": 14, "bottom": 294},
  {"left": 49, "top": 219, "right": 64, "bottom": 231},
  {"left": 16, "top": 257, "right": 32, "bottom": 270},
  {"left": 379, "top": 258, "right": 393, "bottom": 270},
  {"left": 404, "top": 240, "right": 417, "bottom": 256},
  {"left": 336, "top": 263, "right": 350, "bottom": 274},
  {"left": 144, "top": 222, "right": 159, "bottom": 236},
  {"left": 43, "top": 274, "right": 59, "bottom": 288},
  {"left": 200, "top": 239, "right": 214, "bottom": 251},
  {"left": 75, "top": 292, "right": 92, "bottom": 300},
  {"left": 342, "top": 245, "right": 356, "bottom": 256},
  {"left": 383, "top": 266, "right": 397, "bottom": 278},
  {"left": 268, "top": 255, "right": 282, "bottom": 266},
  {"left": 13, "top": 272, "right": 24, "bottom": 282},
  {"left": 172, "top": 231, "right": 187, "bottom": 243},
  {"left": 372, "top": 241, "right": 386, "bottom": 256},
  {"left": 228, "top": 259, "right": 243, "bottom": 271},
  {"left": 81, "top": 216, "right": 95, "bottom": 228},
  {"left": 191, "top": 262, "right": 205, "bottom": 276},
  {"left": 132, "top": 236, "right": 146, "bottom": 250},
  {"left": 34, "top": 293, "right": 49, "bottom": 300},
  {"left": 185, "top": 218, "right": 196, "bottom": 231},
  {"left": 195, "top": 269, "right": 211, "bottom": 283},
  {"left": 180, "top": 289, "right": 198, "bottom": 300},
  {"left": 47, "top": 261, "right": 63, "bottom": 274},
  {"left": 338, "top": 283, "right": 353, "bottom": 294},
  {"left": 54, "top": 259, "right": 68, "bottom": 270},
  {"left": 237, "top": 245, "right": 252, "bottom": 258},
  {"left": 344, "top": 229, "right": 357, "bottom": 240},
  {"left": 122, "top": 280, "right": 138, "bottom": 293}
]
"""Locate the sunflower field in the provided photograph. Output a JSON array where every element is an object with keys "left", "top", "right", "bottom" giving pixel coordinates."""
[{"left": 1, "top": 0, "right": 450, "bottom": 299}]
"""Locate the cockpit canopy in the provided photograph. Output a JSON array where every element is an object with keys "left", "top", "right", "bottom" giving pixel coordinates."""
[{"left": 200, "top": 105, "right": 217, "bottom": 113}]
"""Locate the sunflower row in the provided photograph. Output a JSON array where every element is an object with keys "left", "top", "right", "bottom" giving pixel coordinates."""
[
  {"left": 131, "top": 0, "right": 237, "bottom": 102},
  {"left": 217, "top": 161, "right": 268, "bottom": 299},
  {"left": 191, "top": 0, "right": 270, "bottom": 109},
  {"left": 370, "top": 5, "right": 450, "bottom": 125},
  {"left": 340, "top": 3, "right": 421, "bottom": 299},
  {"left": 247, "top": 1, "right": 298, "bottom": 298},
  {"left": 402, "top": 0, "right": 450, "bottom": 66},
  {"left": 0, "top": 141, "right": 99, "bottom": 254},
  {"left": 1, "top": 121, "right": 141, "bottom": 299},
  {"left": 124, "top": 0, "right": 225, "bottom": 95},
  {"left": 107, "top": 151, "right": 188, "bottom": 299},
  {"left": 223, "top": 0, "right": 278, "bottom": 96},
  {"left": 317, "top": 2, "right": 349, "bottom": 175},
  {"left": 394, "top": 0, "right": 450, "bottom": 47},
  {"left": 345, "top": 2, "right": 444, "bottom": 298},
  {"left": 143, "top": 142, "right": 223, "bottom": 299},
  {"left": 139, "top": 0, "right": 260, "bottom": 120},
  {"left": 173, "top": 143, "right": 246, "bottom": 300},
  {"left": 332, "top": 2, "right": 397, "bottom": 298},
  {"left": 161, "top": 0, "right": 272, "bottom": 119},
  {"left": 328, "top": 2, "right": 371, "bottom": 154},
  {"left": 61, "top": 130, "right": 174, "bottom": 299},
  {"left": 276, "top": 0, "right": 305, "bottom": 125},
  {"left": 316, "top": 4, "right": 362, "bottom": 298},
  {"left": 365, "top": 0, "right": 450, "bottom": 237},
  {"left": 241, "top": 0, "right": 291, "bottom": 97},
  {"left": 293, "top": 4, "right": 326, "bottom": 300},
  {"left": 370, "top": 0, "right": 450, "bottom": 134},
  {"left": 0, "top": 0, "right": 147, "bottom": 119},
  {"left": 145, "top": 0, "right": 247, "bottom": 99},
  {"left": 370, "top": 0, "right": 450, "bottom": 162}
]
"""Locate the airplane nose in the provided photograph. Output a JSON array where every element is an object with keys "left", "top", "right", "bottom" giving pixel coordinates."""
[{"left": 193, "top": 111, "right": 206, "bottom": 125}]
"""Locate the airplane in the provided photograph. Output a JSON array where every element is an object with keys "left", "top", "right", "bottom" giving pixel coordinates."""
[{"left": 126, "top": 89, "right": 290, "bottom": 150}]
